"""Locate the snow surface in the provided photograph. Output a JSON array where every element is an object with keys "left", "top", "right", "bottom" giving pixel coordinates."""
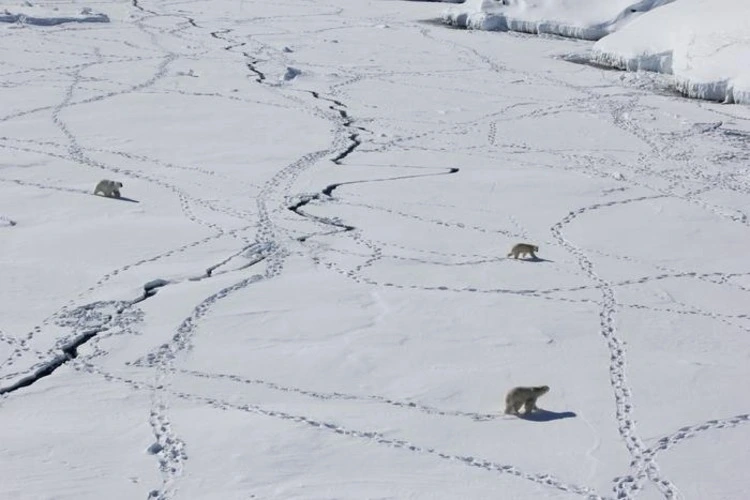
[
  {"left": 592, "top": 0, "right": 750, "bottom": 105},
  {"left": 1, "top": 0, "right": 750, "bottom": 499}
]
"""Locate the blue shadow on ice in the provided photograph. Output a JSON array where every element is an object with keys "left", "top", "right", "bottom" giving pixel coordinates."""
[
  {"left": 107, "top": 196, "right": 139, "bottom": 203},
  {"left": 518, "top": 409, "right": 576, "bottom": 422},
  {"left": 512, "top": 256, "right": 554, "bottom": 263}
]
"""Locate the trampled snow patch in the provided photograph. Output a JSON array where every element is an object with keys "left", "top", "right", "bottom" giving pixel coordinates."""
[
  {"left": 592, "top": 0, "right": 750, "bottom": 104},
  {"left": 442, "top": 0, "right": 674, "bottom": 40},
  {"left": 0, "top": 2, "right": 108, "bottom": 25}
]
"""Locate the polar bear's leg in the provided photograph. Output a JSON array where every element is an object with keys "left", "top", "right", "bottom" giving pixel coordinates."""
[{"left": 523, "top": 399, "right": 538, "bottom": 414}]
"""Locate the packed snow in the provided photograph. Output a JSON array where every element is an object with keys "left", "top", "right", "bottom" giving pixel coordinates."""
[{"left": 1, "top": 0, "right": 750, "bottom": 499}]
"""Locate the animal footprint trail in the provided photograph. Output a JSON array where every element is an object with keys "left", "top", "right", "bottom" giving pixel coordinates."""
[
  {"left": 37, "top": 44, "right": 228, "bottom": 238},
  {"left": 73, "top": 361, "right": 604, "bottom": 500},
  {"left": 549, "top": 195, "right": 680, "bottom": 499},
  {"left": 315, "top": 253, "right": 601, "bottom": 309},
  {"left": 0, "top": 176, "right": 92, "bottom": 197},
  {"left": 333, "top": 195, "right": 519, "bottom": 238},
  {"left": 12, "top": 136, "right": 232, "bottom": 237},
  {"left": 147, "top": 401, "right": 188, "bottom": 500},
  {"left": 167, "top": 391, "right": 603, "bottom": 499},
  {"left": 120, "top": 20, "right": 332, "bottom": 486},
  {"left": 615, "top": 413, "right": 750, "bottom": 497},
  {"left": 541, "top": 269, "right": 750, "bottom": 301},
  {"left": 587, "top": 246, "right": 750, "bottom": 296},
  {"left": 646, "top": 414, "right": 750, "bottom": 458},
  {"left": 179, "top": 368, "right": 499, "bottom": 422},
  {"left": 132, "top": 273, "right": 266, "bottom": 370}
]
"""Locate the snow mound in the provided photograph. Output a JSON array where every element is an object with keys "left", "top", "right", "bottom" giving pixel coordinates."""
[
  {"left": 0, "top": 2, "right": 109, "bottom": 25},
  {"left": 592, "top": 0, "right": 750, "bottom": 104},
  {"left": 0, "top": 215, "right": 17, "bottom": 227},
  {"left": 282, "top": 66, "right": 302, "bottom": 81},
  {"left": 442, "top": 0, "right": 674, "bottom": 40},
  {"left": 143, "top": 279, "right": 170, "bottom": 293}
]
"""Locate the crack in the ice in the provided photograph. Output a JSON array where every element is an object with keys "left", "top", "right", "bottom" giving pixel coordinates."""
[
  {"left": 289, "top": 167, "right": 460, "bottom": 244},
  {"left": 0, "top": 330, "right": 99, "bottom": 395},
  {"left": 0, "top": 278, "right": 170, "bottom": 396}
]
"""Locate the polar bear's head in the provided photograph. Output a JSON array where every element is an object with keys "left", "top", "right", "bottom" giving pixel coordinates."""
[{"left": 114, "top": 181, "right": 123, "bottom": 188}]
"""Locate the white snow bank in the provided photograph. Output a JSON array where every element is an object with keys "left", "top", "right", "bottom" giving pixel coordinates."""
[
  {"left": 592, "top": 0, "right": 750, "bottom": 104},
  {"left": 443, "top": 0, "right": 674, "bottom": 40},
  {"left": 0, "top": 3, "right": 108, "bottom": 25},
  {"left": 0, "top": 215, "right": 17, "bottom": 227}
]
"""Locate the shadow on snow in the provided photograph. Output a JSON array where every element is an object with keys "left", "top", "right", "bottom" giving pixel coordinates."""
[{"left": 518, "top": 409, "right": 577, "bottom": 422}]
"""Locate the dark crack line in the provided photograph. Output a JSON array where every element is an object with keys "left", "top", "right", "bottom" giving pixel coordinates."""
[
  {"left": 132, "top": 0, "right": 157, "bottom": 15},
  {"left": 241, "top": 52, "right": 266, "bottom": 83},
  {"left": 288, "top": 168, "right": 460, "bottom": 241},
  {"left": 332, "top": 132, "right": 361, "bottom": 165},
  {"left": 0, "top": 330, "right": 101, "bottom": 395},
  {"left": 0, "top": 246, "right": 253, "bottom": 396},
  {"left": 322, "top": 96, "right": 360, "bottom": 165},
  {"left": 0, "top": 272, "right": 187, "bottom": 396},
  {"left": 309, "top": 91, "right": 346, "bottom": 108},
  {"left": 209, "top": 30, "right": 247, "bottom": 52},
  {"left": 286, "top": 89, "right": 433, "bottom": 224},
  {"left": 323, "top": 167, "right": 459, "bottom": 197},
  {"left": 0, "top": 283, "right": 166, "bottom": 396}
]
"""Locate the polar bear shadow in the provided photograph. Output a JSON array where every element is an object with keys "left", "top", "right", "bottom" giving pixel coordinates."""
[
  {"left": 93, "top": 193, "right": 139, "bottom": 203},
  {"left": 521, "top": 256, "right": 554, "bottom": 263},
  {"left": 518, "top": 409, "right": 576, "bottom": 422},
  {"left": 104, "top": 195, "right": 139, "bottom": 203}
]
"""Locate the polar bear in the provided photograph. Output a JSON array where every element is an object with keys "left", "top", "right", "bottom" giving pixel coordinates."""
[
  {"left": 507, "top": 243, "right": 539, "bottom": 260},
  {"left": 94, "top": 179, "right": 123, "bottom": 198},
  {"left": 504, "top": 385, "right": 549, "bottom": 415}
]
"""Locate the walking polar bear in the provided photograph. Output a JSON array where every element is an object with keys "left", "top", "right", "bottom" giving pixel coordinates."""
[
  {"left": 507, "top": 243, "right": 539, "bottom": 260},
  {"left": 94, "top": 179, "right": 123, "bottom": 198},
  {"left": 504, "top": 385, "right": 549, "bottom": 415}
]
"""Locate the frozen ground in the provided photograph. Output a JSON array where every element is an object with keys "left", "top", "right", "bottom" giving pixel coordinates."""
[{"left": 1, "top": 1, "right": 750, "bottom": 499}]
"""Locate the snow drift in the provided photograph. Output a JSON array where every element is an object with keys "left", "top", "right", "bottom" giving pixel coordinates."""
[
  {"left": 442, "top": 0, "right": 674, "bottom": 40},
  {"left": 0, "top": 3, "right": 109, "bottom": 25},
  {"left": 592, "top": 0, "right": 750, "bottom": 104},
  {"left": 443, "top": 0, "right": 750, "bottom": 104}
]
